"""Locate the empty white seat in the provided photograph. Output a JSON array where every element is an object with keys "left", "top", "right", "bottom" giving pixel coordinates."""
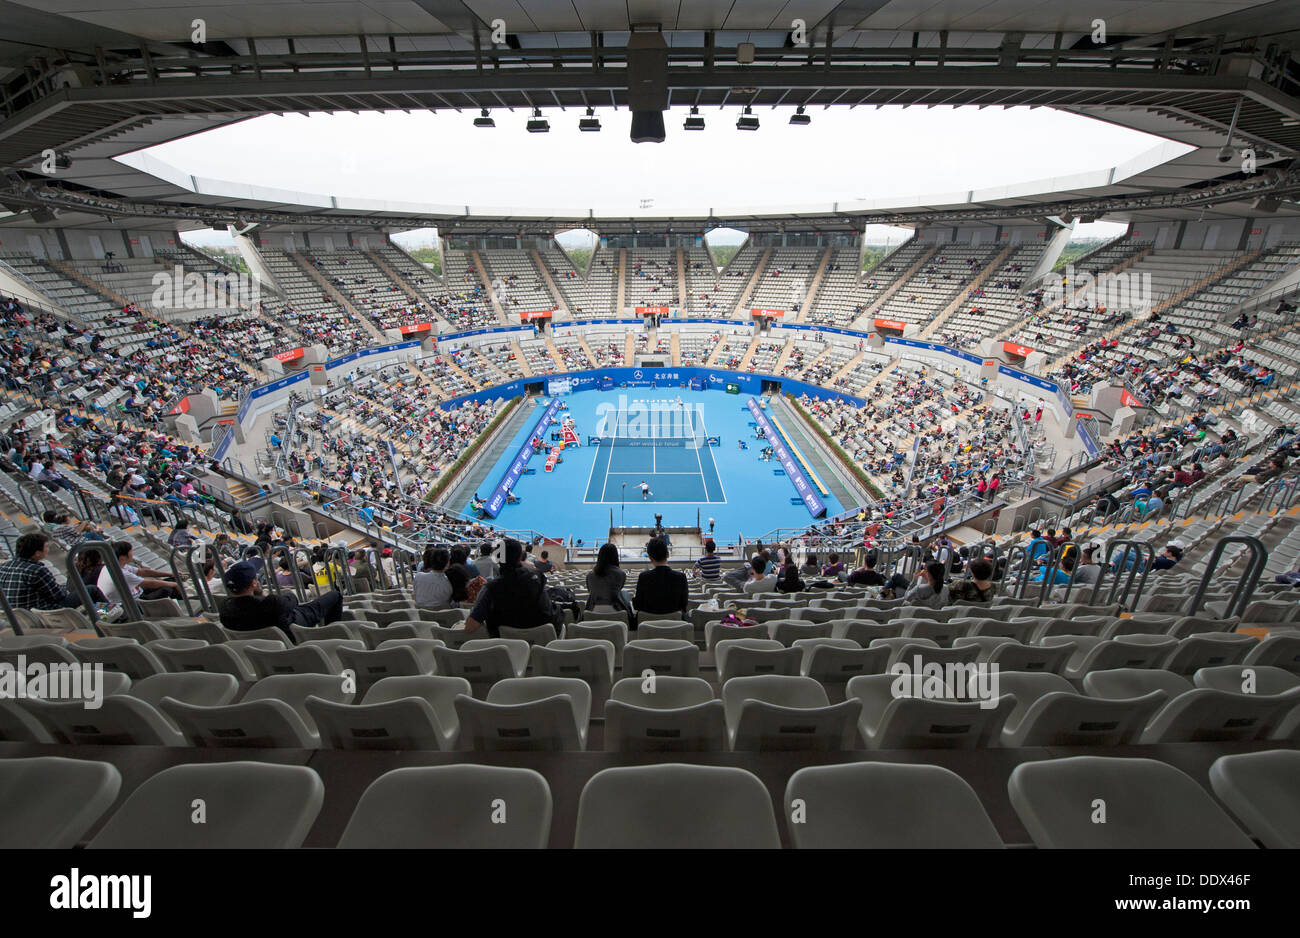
[
  {"left": 1008, "top": 756, "right": 1255, "bottom": 848},
  {"left": 23, "top": 695, "right": 187, "bottom": 746},
  {"left": 767, "top": 620, "right": 832, "bottom": 646},
  {"left": 529, "top": 639, "right": 616, "bottom": 712},
  {"left": 338, "top": 644, "right": 436, "bottom": 695},
  {"left": 339, "top": 765, "right": 552, "bottom": 848},
  {"left": 1193, "top": 664, "right": 1300, "bottom": 695},
  {"left": 575, "top": 764, "right": 780, "bottom": 848},
  {"left": 454, "top": 676, "right": 590, "bottom": 751},
  {"left": 1166, "top": 632, "right": 1260, "bottom": 676},
  {"left": 566, "top": 621, "right": 628, "bottom": 664},
  {"left": 245, "top": 644, "right": 339, "bottom": 679},
  {"left": 1082, "top": 667, "right": 1192, "bottom": 700},
  {"left": 796, "top": 638, "right": 889, "bottom": 686},
  {"left": 847, "top": 674, "right": 1014, "bottom": 749},
  {"left": 498, "top": 624, "right": 559, "bottom": 646},
  {"left": 603, "top": 676, "right": 725, "bottom": 752},
  {"left": 1242, "top": 633, "right": 1300, "bottom": 675},
  {"left": 722, "top": 675, "right": 860, "bottom": 750},
  {"left": 161, "top": 696, "right": 321, "bottom": 748},
  {"left": 0, "top": 700, "right": 56, "bottom": 742},
  {"left": 621, "top": 639, "right": 700, "bottom": 677},
  {"left": 433, "top": 640, "right": 529, "bottom": 697},
  {"left": 0, "top": 757, "right": 122, "bottom": 848},
  {"left": 994, "top": 672, "right": 1165, "bottom": 747},
  {"left": 1138, "top": 687, "right": 1300, "bottom": 743},
  {"left": 69, "top": 637, "right": 166, "bottom": 680},
  {"left": 1041, "top": 634, "right": 1177, "bottom": 679},
  {"left": 127, "top": 672, "right": 240, "bottom": 710},
  {"left": 715, "top": 639, "right": 801, "bottom": 682},
  {"left": 1209, "top": 750, "right": 1300, "bottom": 849},
  {"left": 785, "top": 762, "right": 1003, "bottom": 848},
  {"left": 704, "top": 621, "right": 769, "bottom": 650},
  {"left": 88, "top": 762, "right": 324, "bottom": 848},
  {"left": 956, "top": 637, "right": 1075, "bottom": 675},
  {"left": 307, "top": 675, "right": 471, "bottom": 751},
  {"left": 150, "top": 642, "right": 257, "bottom": 681}
]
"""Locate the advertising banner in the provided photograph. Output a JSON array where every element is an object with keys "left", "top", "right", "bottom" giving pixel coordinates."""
[
  {"left": 484, "top": 398, "right": 562, "bottom": 519},
  {"left": 748, "top": 398, "right": 826, "bottom": 518}
]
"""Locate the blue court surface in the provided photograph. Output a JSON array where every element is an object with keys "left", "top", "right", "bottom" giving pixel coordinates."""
[{"left": 464, "top": 389, "right": 843, "bottom": 544}]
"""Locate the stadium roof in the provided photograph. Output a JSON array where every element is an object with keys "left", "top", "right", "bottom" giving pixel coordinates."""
[{"left": 1, "top": 0, "right": 1299, "bottom": 232}]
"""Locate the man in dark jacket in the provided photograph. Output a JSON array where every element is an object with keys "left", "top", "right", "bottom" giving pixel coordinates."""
[
  {"left": 464, "top": 538, "right": 556, "bottom": 638},
  {"left": 219, "top": 561, "right": 343, "bottom": 637},
  {"left": 632, "top": 537, "right": 689, "bottom": 623}
]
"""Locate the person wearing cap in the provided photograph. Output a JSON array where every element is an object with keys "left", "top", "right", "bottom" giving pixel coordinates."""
[
  {"left": 219, "top": 560, "right": 343, "bottom": 637},
  {"left": 463, "top": 538, "right": 555, "bottom": 637}
]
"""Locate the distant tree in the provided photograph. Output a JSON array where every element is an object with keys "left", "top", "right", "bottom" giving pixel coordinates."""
[
  {"left": 1053, "top": 239, "right": 1108, "bottom": 272},
  {"left": 565, "top": 247, "right": 593, "bottom": 272},
  {"left": 407, "top": 247, "right": 442, "bottom": 276},
  {"left": 710, "top": 244, "right": 740, "bottom": 268}
]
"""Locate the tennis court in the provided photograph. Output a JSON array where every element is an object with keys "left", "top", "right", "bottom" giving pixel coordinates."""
[{"left": 467, "top": 389, "right": 842, "bottom": 541}]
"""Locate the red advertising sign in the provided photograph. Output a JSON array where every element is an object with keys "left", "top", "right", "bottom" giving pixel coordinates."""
[
  {"left": 873, "top": 318, "right": 907, "bottom": 331},
  {"left": 398, "top": 322, "right": 432, "bottom": 334},
  {"left": 751, "top": 308, "right": 785, "bottom": 318},
  {"left": 636, "top": 306, "right": 670, "bottom": 316},
  {"left": 1003, "top": 342, "right": 1034, "bottom": 358},
  {"left": 520, "top": 310, "right": 554, "bottom": 321},
  {"left": 311, "top": 365, "right": 325, "bottom": 373},
  {"left": 274, "top": 348, "right": 305, "bottom": 362},
  {"left": 1250, "top": 228, "right": 1263, "bottom": 235},
  {"left": 1120, "top": 390, "right": 1142, "bottom": 407},
  {"left": 168, "top": 397, "right": 191, "bottom": 416}
]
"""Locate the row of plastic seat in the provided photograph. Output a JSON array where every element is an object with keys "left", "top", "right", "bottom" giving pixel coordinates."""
[
  {"left": 5, "top": 666, "right": 1298, "bottom": 752},
  {"left": 5, "top": 749, "right": 1295, "bottom": 848}
]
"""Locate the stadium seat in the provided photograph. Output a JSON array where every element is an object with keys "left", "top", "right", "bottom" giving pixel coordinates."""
[
  {"left": 1007, "top": 756, "right": 1255, "bottom": 848},
  {"left": 432, "top": 640, "right": 529, "bottom": 697},
  {"left": 454, "top": 676, "right": 590, "bottom": 750},
  {"left": 1193, "top": 664, "right": 1300, "bottom": 695},
  {"left": 161, "top": 696, "right": 320, "bottom": 748},
  {"left": 603, "top": 676, "right": 726, "bottom": 751},
  {"left": 128, "top": 672, "right": 241, "bottom": 709},
  {"left": 529, "top": 639, "right": 616, "bottom": 712},
  {"left": 499, "top": 624, "right": 559, "bottom": 646},
  {"left": 704, "top": 621, "right": 769, "bottom": 650},
  {"left": 1158, "top": 633, "right": 1257, "bottom": 675},
  {"left": 70, "top": 637, "right": 167, "bottom": 680},
  {"left": 308, "top": 675, "right": 469, "bottom": 750},
  {"left": 785, "top": 762, "right": 1003, "bottom": 848},
  {"left": 337, "top": 643, "right": 437, "bottom": 695},
  {"left": 566, "top": 621, "right": 628, "bottom": 664},
  {"left": 993, "top": 672, "right": 1165, "bottom": 747},
  {"left": 338, "top": 765, "right": 552, "bottom": 848},
  {"left": 1040, "top": 635, "right": 1176, "bottom": 679},
  {"left": 1209, "top": 750, "right": 1300, "bottom": 848},
  {"left": 575, "top": 764, "right": 780, "bottom": 848},
  {"left": 715, "top": 638, "right": 802, "bottom": 682},
  {"left": 767, "top": 619, "right": 833, "bottom": 646},
  {"left": 0, "top": 643, "right": 76, "bottom": 668},
  {"left": 621, "top": 638, "right": 700, "bottom": 676},
  {"left": 0, "top": 757, "right": 122, "bottom": 848},
  {"left": 1137, "top": 687, "right": 1300, "bottom": 743},
  {"left": 955, "top": 637, "right": 1075, "bottom": 675},
  {"left": 0, "top": 700, "right": 56, "bottom": 742},
  {"left": 149, "top": 641, "right": 258, "bottom": 681},
  {"left": 796, "top": 638, "right": 889, "bottom": 688},
  {"left": 88, "top": 762, "right": 324, "bottom": 848},
  {"left": 1242, "top": 633, "right": 1300, "bottom": 675},
  {"left": 245, "top": 643, "right": 339, "bottom": 679},
  {"left": 634, "top": 621, "right": 692, "bottom": 641},
  {"left": 23, "top": 695, "right": 188, "bottom": 746},
  {"left": 722, "top": 675, "right": 861, "bottom": 750},
  {"left": 847, "top": 674, "right": 1014, "bottom": 749}
]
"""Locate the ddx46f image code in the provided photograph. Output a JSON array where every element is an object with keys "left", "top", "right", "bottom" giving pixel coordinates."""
[{"left": 1130, "top": 875, "right": 1252, "bottom": 889}]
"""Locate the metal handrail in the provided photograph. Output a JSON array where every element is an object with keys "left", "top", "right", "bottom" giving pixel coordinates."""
[
  {"left": 1088, "top": 539, "right": 1154, "bottom": 611},
  {"left": 65, "top": 540, "right": 143, "bottom": 628},
  {"left": 1185, "top": 535, "right": 1268, "bottom": 619}
]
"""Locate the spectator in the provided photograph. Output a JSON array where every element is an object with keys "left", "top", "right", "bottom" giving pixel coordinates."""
[
  {"left": 743, "top": 555, "right": 779, "bottom": 595},
  {"left": 219, "top": 560, "right": 343, "bottom": 637},
  {"left": 167, "top": 519, "right": 196, "bottom": 550},
  {"left": 97, "top": 541, "right": 180, "bottom": 604},
  {"left": 350, "top": 550, "right": 377, "bottom": 593},
  {"left": 534, "top": 550, "right": 555, "bottom": 575},
  {"left": 633, "top": 537, "right": 689, "bottom": 621},
  {"left": 1151, "top": 544, "right": 1184, "bottom": 571},
  {"left": 229, "top": 508, "right": 253, "bottom": 535},
  {"left": 903, "top": 561, "right": 948, "bottom": 609},
  {"left": 847, "top": 554, "right": 886, "bottom": 587},
  {"left": 692, "top": 540, "right": 722, "bottom": 581},
  {"left": 775, "top": 563, "right": 805, "bottom": 594},
  {"left": 586, "top": 542, "right": 628, "bottom": 614},
  {"left": 946, "top": 557, "right": 995, "bottom": 603},
  {"left": 464, "top": 538, "right": 555, "bottom": 637},
  {"left": 821, "top": 552, "right": 846, "bottom": 579},
  {"left": 0, "top": 532, "right": 77, "bottom": 610},
  {"left": 476, "top": 543, "right": 499, "bottom": 580},
  {"left": 413, "top": 546, "right": 453, "bottom": 610},
  {"left": 1072, "top": 544, "right": 1103, "bottom": 586}
]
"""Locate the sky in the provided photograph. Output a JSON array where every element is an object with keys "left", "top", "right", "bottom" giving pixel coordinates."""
[{"left": 155, "top": 104, "right": 1171, "bottom": 248}]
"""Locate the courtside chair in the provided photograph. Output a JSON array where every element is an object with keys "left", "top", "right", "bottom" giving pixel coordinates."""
[
  {"left": 603, "top": 676, "right": 726, "bottom": 752},
  {"left": 87, "top": 762, "right": 325, "bottom": 849},
  {"left": 1209, "top": 750, "right": 1300, "bottom": 849},
  {"left": 0, "top": 757, "right": 122, "bottom": 848},
  {"left": 338, "top": 765, "right": 552, "bottom": 848},
  {"left": 1008, "top": 756, "right": 1255, "bottom": 849},
  {"left": 575, "top": 764, "right": 780, "bottom": 849},
  {"left": 785, "top": 762, "right": 1003, "bottom": 849}
]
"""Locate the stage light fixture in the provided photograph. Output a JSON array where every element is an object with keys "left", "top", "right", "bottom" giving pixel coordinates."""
[
  {"left": 736, "top": 106, "right": 759, "bottom": 131},
  {"left": 683, "top": 106, "right": 705, "bottom": 131},
  {"left": 526, "top": 108, "right": 550, "bottom": 133},
  {"left": 789, "top": 105, "right": 810, "bottom": 126},
  {"left": 579, "top": 107, "right": 601, "bottom": 132},
  {"left": 473, "top": 108, "right": 495, "bottom": 128}
]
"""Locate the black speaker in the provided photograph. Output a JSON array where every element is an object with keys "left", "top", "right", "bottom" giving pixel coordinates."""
[{"left": 630, "top": 110, "right": 666, "bottom": 143}]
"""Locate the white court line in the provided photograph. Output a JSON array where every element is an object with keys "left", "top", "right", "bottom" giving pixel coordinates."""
[{"left": 694, "top": 407, "right": 728, "bottom": 504}]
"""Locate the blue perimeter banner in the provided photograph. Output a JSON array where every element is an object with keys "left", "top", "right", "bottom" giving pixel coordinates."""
[
  {"left": 484, "top": 398, "right": 562, "bottom": 519},
  {"left": 747, "top": 397, "right": 827, "bottom": 519},
  {"left": 437, "top": 366, "right": 867, "bottom": 411}
]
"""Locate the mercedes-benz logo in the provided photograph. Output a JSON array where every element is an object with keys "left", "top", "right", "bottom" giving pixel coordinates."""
[{"left": 633, "top": 370, "right": 643, "bottom": 379}]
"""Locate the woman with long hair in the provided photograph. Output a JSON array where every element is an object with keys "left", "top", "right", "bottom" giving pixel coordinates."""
[{"left": 586, "top": 542, "right": 628, "bottom": 613}]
